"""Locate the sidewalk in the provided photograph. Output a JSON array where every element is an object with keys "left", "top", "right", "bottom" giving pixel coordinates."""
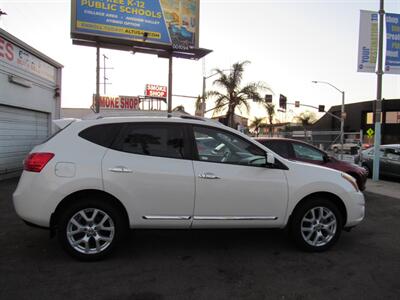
[{"left": 365, "top": 179, "right": 400, "bottom": 199}]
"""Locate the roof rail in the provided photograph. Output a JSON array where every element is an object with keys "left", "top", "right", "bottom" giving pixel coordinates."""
[{"left": 82, "top": 110, "right": 210, "bottom": 122}]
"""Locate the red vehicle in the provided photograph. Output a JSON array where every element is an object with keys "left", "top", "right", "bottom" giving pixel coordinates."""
[{"left": 256, "top": 138, "right": 368, "bottom": 191}]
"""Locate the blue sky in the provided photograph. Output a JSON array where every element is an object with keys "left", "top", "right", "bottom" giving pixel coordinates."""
[{"left": 0, "top": 0, "right": 399, "bottom": 120}]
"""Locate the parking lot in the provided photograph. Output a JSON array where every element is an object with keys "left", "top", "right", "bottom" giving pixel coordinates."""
[{"left": 1, "top": 178, "right": 399, "bottom": 300}]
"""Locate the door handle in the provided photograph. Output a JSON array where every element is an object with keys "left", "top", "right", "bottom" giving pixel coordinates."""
[
  {"left": 109, "top": 166, "right": 133, "bottom": 173},
  {"left": 199, "top": 172, "right": 220, "bottom": 179}
]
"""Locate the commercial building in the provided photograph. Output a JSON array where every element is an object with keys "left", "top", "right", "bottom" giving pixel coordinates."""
[
  {"left": 0, "top": 29, "right": 62, "bottom": 179},
  {"left": 312, "top": 99, "right": 400, "bottom": 145}
]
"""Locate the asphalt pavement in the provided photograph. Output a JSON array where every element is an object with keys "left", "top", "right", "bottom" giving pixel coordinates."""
[{"left": 0, "top": 178, "right": 399, "bottom": 300}]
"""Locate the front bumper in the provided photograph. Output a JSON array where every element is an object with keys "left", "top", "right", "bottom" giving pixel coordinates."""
[{"left": 344, "top": 191, "right": 365, "bottom": 228}]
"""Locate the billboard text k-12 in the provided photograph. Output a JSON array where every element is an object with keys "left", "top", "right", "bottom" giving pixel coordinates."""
[{"left": 72, "top": 0, "right": 199, "bottom": 51}]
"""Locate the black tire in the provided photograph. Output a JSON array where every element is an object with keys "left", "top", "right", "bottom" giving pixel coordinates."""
[
  {"left": 362, "top": 164, "right": 372, "bottom": 178},
  {"left": 290, "top": 197, "right": 343, "bottom": 252},
  {"left": 57, "top": 197, "right": 127, "bottom": 261}
]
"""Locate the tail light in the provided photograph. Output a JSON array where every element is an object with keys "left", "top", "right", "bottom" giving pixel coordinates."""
[{"left": 24, "top": 153, "right": 55, "bottom": 173}]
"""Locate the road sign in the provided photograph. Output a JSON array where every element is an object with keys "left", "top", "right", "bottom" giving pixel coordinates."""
[{"left": 367, "top": 128, "right": 375, "bottom": 138}]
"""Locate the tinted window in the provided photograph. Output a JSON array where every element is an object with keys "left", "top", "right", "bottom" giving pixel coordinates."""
[
  {"left": 79, "top": 123, "right": 124, "bottom": 148},
  {"left": 194, "top": 126, "right": 266, "bottom": 167},
  {"left": 383, "top": 148, "right": 400, "bottom": 161},
  {"left": 259, "top": 140, "right": 290, "bottom": 158},
  {"left": 293, "top": 143, "right": 324, "bottom": 162},
  {"left": 113, "top": 123, "right": 187, "bottom": 159}
]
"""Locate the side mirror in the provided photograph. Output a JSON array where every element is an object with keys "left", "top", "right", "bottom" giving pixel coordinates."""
[
  {"left": 323, "top": 155, "right": 330, "bottom": 163},
  {"left": 266, "top": 152, "right": 275, "bottom": 165}
]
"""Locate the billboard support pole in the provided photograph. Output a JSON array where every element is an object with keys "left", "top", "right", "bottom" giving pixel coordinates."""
[
  {"left": 372, "top": 0, "right": 384, "bottom": 181},
  {"left": 168, "top": 55, "right": 173, "bottom": 113},
  {"left": 95, "top": 45, "right": 100, "bottom": 113}
]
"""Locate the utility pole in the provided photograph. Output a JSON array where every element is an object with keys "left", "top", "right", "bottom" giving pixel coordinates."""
[
  {"left": 372, "top": 0, "right": 385, "bottom": 181},
  {"left": 103, "top": 54, "right": 108, "bottom": 95},
  {"left": 95, "top": 45, "right": 100, "bottom": 113}
]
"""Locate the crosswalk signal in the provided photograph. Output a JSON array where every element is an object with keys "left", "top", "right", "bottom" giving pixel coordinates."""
[
  {"left": 279, "top": 94, "right": 287, "bottom": 110},
  {"left": 318, "top": 105, "right": 325, "bottom": 112}
]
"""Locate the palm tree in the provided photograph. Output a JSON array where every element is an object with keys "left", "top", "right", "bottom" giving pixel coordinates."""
[
  {"left": 264, "top": 103, "right": 275, "bottom": 136},
  {"left": 207, "top": 61, "right": 269, "bottom": 128},
  {"left": 295, "top": 111, "right": 316, "bottom": 141},
  {"left": 194, "top": 96, "right": 203, "bottom": 116},
  {"left": 250, "top": 117, "right": 265, "bottom": 137}
]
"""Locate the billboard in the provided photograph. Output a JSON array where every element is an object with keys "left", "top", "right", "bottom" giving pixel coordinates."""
[
  {"left": 71, "top": 0, "right": 199, "bottom": 51},
  {"left": 385, "top": 13, "right": 400, "bottom": 74},
  {"left": 357, "top": 10, "right": 378, "bottom": 73}
]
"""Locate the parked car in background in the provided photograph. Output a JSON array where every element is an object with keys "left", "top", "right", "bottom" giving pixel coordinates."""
[
  {"left": 330, "top": 140, "right": 360, "bottom": 154},
  {"left": 255, "top": 138, "right": 368, "bottom": 191},
  {"left": 356, "top": 144, "right": 400, "bottom": 179},
  {"left": 13, "top": 115, "right": 365, "bottom": 260}
]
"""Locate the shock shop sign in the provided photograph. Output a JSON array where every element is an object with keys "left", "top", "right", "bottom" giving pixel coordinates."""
[
  {"left": 145, "top": 84, "right": 167, "bottom": 98},
  {"left": 94, "top": 95, "right": 141, "bottom": 110},
  {"left": 0, "top": 36, "right": 57, "bottom": 83}
]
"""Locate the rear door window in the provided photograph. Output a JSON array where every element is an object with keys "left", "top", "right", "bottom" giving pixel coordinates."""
[
  {"left": 79, "top": 123, "right": 124, "bottom": 148},
  {"left": 112, "top": 123, "right": 189, "bottom": 160}
]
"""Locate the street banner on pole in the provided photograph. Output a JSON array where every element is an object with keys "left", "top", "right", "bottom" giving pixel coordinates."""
[
  {"left": 385, "top": 13, "right": 400, "bottom": 74},
  {"left": 357, "top": 10, "right": 378, "bottom": 73}
]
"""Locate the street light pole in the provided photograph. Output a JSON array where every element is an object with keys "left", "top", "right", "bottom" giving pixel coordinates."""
[
  {"left": 340, "top": 90, "right": 345, "bottom": 160},
  {"left": 312, "top": 81, "right": 345, "bottom": 160}
]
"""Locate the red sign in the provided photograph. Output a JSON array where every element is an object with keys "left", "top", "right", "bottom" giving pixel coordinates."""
[
  {"left": 145, "top": 84, "right": 167, "bottom": 98},
  {"left": 95, "top": 95, "right": 141, "bottom": 110}
]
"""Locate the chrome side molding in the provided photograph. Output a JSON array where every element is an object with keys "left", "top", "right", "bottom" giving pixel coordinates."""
[
  {"left": 142, "top": 216, "right": 191, "bottom": 220},
  {"left": 193, "top": 216, "right": 278, "bottom": 221}
]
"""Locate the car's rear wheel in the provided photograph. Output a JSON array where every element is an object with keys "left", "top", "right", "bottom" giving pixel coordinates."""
[
  {"left": 290, "top": 198, "right": 343, "bottom": 252},
  {"left": 57, "top": 198, "right": 126, "bottom": 261}
]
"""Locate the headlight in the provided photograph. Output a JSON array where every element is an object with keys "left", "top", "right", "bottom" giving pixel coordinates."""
[{"left": 341, "top": 173, "right": 359, "bottom": 192}]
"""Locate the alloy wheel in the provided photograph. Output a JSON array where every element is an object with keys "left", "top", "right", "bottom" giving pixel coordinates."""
[
  {"left": 300, "top": 206, "right": 337, "bottom": 247},
  {"left": 66, "top": 208, "right": 115, "bottom": 255}
]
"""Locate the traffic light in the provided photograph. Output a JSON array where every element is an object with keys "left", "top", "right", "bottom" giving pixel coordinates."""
[
  {"left": 279, "top": 94, "right": 287, "bottom": 110},
  {"left": 295, "top": 101, "right": 300, "bottom": 108},
  {"left": 265, "top": 94, "right": 273, "bottom": 103},
  {"left": 318, "top": 105, "right": 325, "bottom": 112}
]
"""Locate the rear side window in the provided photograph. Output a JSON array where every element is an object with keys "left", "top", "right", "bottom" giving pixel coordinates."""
[
  {"left": 260, "top": 140, "right": 290, "bottom": 158},
  {"left": 79, "top": 123, "right": 124, "bottom": 148},
  {"left": 112, "top": 123, "right": 188, "bottom": 159}
]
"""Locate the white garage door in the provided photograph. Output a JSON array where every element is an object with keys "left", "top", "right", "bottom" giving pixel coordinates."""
[{"left": 0, "top": 105, "right": 49, "bottom": 175}]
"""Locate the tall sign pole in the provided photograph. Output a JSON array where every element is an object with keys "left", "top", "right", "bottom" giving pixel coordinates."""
[
  {"left": 168, "top": 56, "right": 173, "bottom": 113},
  {"left": 372, "top": 0, "right": 385, "bottom": 181}
]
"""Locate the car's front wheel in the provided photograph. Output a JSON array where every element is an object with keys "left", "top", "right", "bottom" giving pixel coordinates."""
[
  {"left": 57, "top": 198, "right": 126, "bottom": 261},
  {"left": 290, "top": 198, "right": 343, "bottom": 252}
]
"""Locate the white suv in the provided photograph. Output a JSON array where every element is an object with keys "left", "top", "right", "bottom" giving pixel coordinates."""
[{"left": 13, "top": 114, "right": 365, "bottom": 260}]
